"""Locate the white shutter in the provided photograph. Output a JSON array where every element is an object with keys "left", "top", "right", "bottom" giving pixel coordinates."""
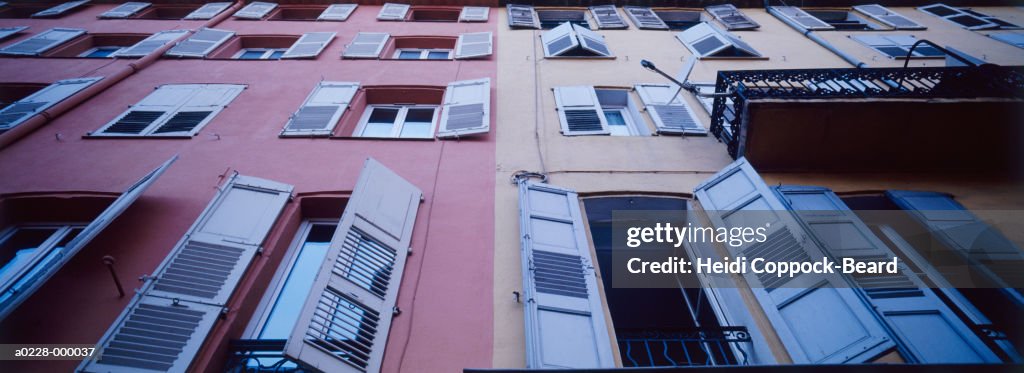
[
  {"left": 31, "top": 0, "right": 89, "bottom": 18},
  {"left": 150, "top": 84, "right": 244, "bottom": 136},
  {"left": 282, "top": 32, "right": 336, "bottom": 59},
  {"left": 233, "top": 1, "right": 277, "bottom": 20},
  {"left": 771, "top": 6, "right": 834, "bottom": 30},
  {"left": 572, "top": 24, "right": 612, "bottom": 57},
  {"left": 0, "top": 77, "right": 101, "bottom": 131},
  {"left": 634, "top": 83, "right": 705, "bottom": 135},
  {"left": 677, "top": 22, "right": 728, "bottom": 57},
  {"left": 623, "top": 6, "right": 667, "bottom": 30},
  {"left": 0, "top": 26, "right": 27, "bottom": 41},
  {"left": 165, "top": 28, "right": 234, "bottom": 58},
  {"left": 282, "top": 81, "right": 359, "bottom": 136},
  {"left": 81, "top": 173, "right": 293, "bottom": 373},
  {"left": 694, "top": 158, "right": 896, "bottom": 363},
  {"left": 706, "top": 4, "right": 759, "bottom": 30},
  {"left": 454, "top": 32, "right": 492, "bottom": 59},
  {"left": 342, "top": 32, "right": 389, "bottom": 59},
  {"left": 507, "top": 4, "right": 539, "bottom": 29},
  {"left": 540, "top": 22, "right": 578, "bottom": 57},
  {"left": 991, "top": 33, "right": 1024, "bottom": 48},
  {"left": 184, "top": 2, "right": 231, "bottom": 20},
  {"left": 112, "top": 29, "right": 188, "bottom": 58},
  {"left": 459, "top": 6, "right": 489, "bottom": 22},
  {"left": 99, "top": 2, "right": 151, "bottom": 19},
  {"left": 377, "top": 3, "right": 409, "bottom": 21},
  {"left": 918, "top": 4, "right": 998, "bottom": 30},
  {"left": 98, "top": 85, "right": 194, "bottom": 135},
  {"left": 854, "top": 4, "right": 925, "bottom": 30},
  {"left": 437, "top": 78, "right": 489, "bottom": 138},
  {"left": 553, "top": 86, "right": 608, "bottom": 136},
  {"left": 588, "top": 5, "right": 627, "bottom": 29},
  {"left": 97, "top": 84, "right": 243, "bottom": 136},
  {"left": 318, "top": 4, "right": 357, "bottom": 21},
  {"left": 517, "top": 181, "right": 616, "bottom": 368},
  {"left": 284, "top": 158, "right": 422, "bottom": 372},
  {"left": 0, "top": 27, "right": 85, "bottom": 56}
]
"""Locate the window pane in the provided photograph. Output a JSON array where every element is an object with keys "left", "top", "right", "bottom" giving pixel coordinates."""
[
  {"left": 0, "top": 228, "right": 59, "bottom": 280},
  {"left": 258, "top": 223, "right": 336, "bottom": 339},
  {"left": 269, "top": 50, "right": 285, "bottom": 59},
  {"left": 362, "top": 107, "right": 400, "bottom": 137},
  {"left": 86, "top": 47, "right": 119, "bottom": 58},
  {"left": 399, "top": 108, "right": 435, "bottom": 138},
  {"left": 239, "top": 50, "right": 265, "bottom": 60},
  {"left": 427, "top": 51, "right": 450, "bottom": 60},
  {"left": 604, "top": 110, "right": 630, "bottom": 136},
  {"left": 398, "top": 50, "right": 421, "bottom": 59},
  {"left": 876, "top": 46, "right": 907, "bottom": 58}
]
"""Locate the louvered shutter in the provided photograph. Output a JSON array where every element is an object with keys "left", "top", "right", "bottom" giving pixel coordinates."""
[
  {"left": 282, "top": 81, "right": 358, "bottom": 136},
  {"left": 588, "top": 5, "right": 627, "bottom": 29},
  {"left": 165, "top": 28, "right": 234, "bottom": 58},
  {"left": 151, "top": 84, "right": 244, "bottom": 135},
  {"left": 854, "top": 4, "right": 925, "bottom": 30},
  {"left": 233, "top": 1, "right": 276, "bottom": 20},
  {"left": 553, "top": 86, "right": 608, "bottom": 136},
  {"left": 507, "top": 4, "right": 539, "bottom": 29},
  {"left": 282, "top": 32, "right": 335, "bottom": 59},
  {"left": 0, "top": 77, "right": 101, "bottom": 130},
  {"left": 694, "top": 158, "right": 895, "bottom": 363},
  {"left": 184, "top": 2, "right": 231, "bottom": 20},
  {"left": 540, "top": 22, "right": 578, "bottom": 57},
  {"left": 459, "top": 6, "right": 488, "bottom": 22},
  {"left": 0, "top": 26, "right": 27, "bottom": 41},
  {"left": 81, "top": 173, "right": 293, "bottom": 373},
  {"left": 918, "top": 4, "right": 998, "bottom": 30},
  {"left": 455, "top": 32, "right": 492, "bottom": 59},
  {"left": 319, "top": 4, "right": 357, "bottom": 21},
  {"left": 99, "top": 2, "right": 150, "bottom": 19},
  {"left": 99, "top": 85, "right": 195, "bottom": 135},
  {"left": 634, "top": 83, "right": 705, "bottom": 135},
  {"left": 771, "top": 6, "right": 834, "bottom": 31},
  {"left": 113, "top": 29, "right": 188, "bottom": 58},
  {"left": 623, "top": 7, "right": 667, "bottom": 30},
  {"left": 437, "top": 78, "right": 489, "bottom": 138},
  {"left": 572, "top": 24, "right": 611, "bottom": 57},
  {"left": 0, "top": 156, "right": 176, "bottom": 321},
  {"left": 31, "top": 0, "right": 89, "bottom": 18},
  {"left": 0, "top": 28, "right": 85, "bottom": 56},
  {"left": 706, "top": 4, "right": 759, "bottom": 30},
  {"left": 778, "top": 186, "right": 1001, "bottom": 363},
  {"left": 517, "top": 181, "right": 615, "bottom": 368},
  {"left": 676, "top": 22, "right": 729, "bottom": 57},
  {"left": 285, "top": 158, "right": 422, "bottom": 372},
  {"left": 377, "top": 3, "right": 409, "bottom": 21},
  {"left": 342, "top": 32, "right": 388, "bottom": 59}
]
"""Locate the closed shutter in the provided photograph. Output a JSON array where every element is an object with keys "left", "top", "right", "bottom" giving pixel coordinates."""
[
  {"left": 553, "top": 86, "right": 608, "bottom": 136},
  {"left": 0, "top": 77, "right": 101, "bottom": 131},
  {"left": 853, "top": 4, "right": 925, "bottom": 30},
  {"left": 918, "top": 4, "right": 998, "bottom": 30},
  {"left": 233, "top": 1, "right": 276, "bottom": 19},
  {"left": 0, "top": 26, "right": 27, "bottom": 41},
  {"left": 113, "top": 29, "right": 188, "bottom": 58},
  {"left": 459, "top": 6, "right": 488, "bottom": 22},
  {"left": 319, "top": 4, "right": 357, "bottom": 21},
  {"left": 184, "top": 2, "right": 231, "bottom": 20},
  {"left": 377, "top": 3, "right": 409, "bottom": 21},
  {"left": 706, "top": 4, "right": 759, "bottom": 30},
  {"left": 165, "top": 28, "right": 234, "bottom": 58},
  {"left": 150, "top": 84, "right": 244, "bottom": 135},
  {"left": 282, "top": 32, "right": 336, "bottom": 59},
  {"left": 31, "top": 0, "right": 89, "bottom": 18},
  {"left": 99, "top": 2, "right": 151, "bottom": 19},
  {"left": 284, "top": 158, "right": 422, "bottom": 373},
  {"left": 437, "top": 78, "right": 489, "bottom": 138},
  {"left": 588, "top": 5, "right": 627, "bottom": 29},
  {"left": 623, "top": 7, "right": 668, "bottom": 30},
  {"left": 634, "top": 83, "right": 705, "bottom": 135},
  {"left": 572, "top": 24, "right": 612, "bottom": 57},
  {"left": 98, "top": 84, "right": 243, "bottom": 136},
  {"left": 101, "top": 85, "right": 193, "bottom": 135},
  {"left": 282, "top": 81, "right": 359, "bottom": 136},
  {"left": 0, "top": 156, "right": 177, "bottom": 321},
  {"left": 694, "top": 158, "right": 895, "bottom": 363},
  {"left": 454, "top": 32, "right": 492, "bottom": 59},
  {"left": 517, "top": 181, "right": 615, "bottom": 369},
  {"left": 771, "top": 6, "right": 834, "bottom": 31},
  {"left": 0, "top": 27, "right": 85, "bottom": 56},
  {"left": 540, "top": 22, "right": 578, "bottom": 57},
  {"left": 342, "top": 32, "right": 389, "bottom": 59},
  {"left": 507, "top": 4, "right": 539, "bottom": 29}
]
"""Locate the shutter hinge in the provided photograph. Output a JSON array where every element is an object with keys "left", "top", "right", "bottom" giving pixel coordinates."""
[
  {"left": 220, "top": 307, "right": 230, "bottom": 319},
  {"left": 392, "top": 306, "right": 402, "bottom": 316},
  {"left": 419, "top": 194, "right": 425, "bottom": 203},
  {"left": 138, "top": 274, "right": 156, "bottom": 283},
  {"left": 407, "top": 247, "right": 413, "bottom": 256},
  {"left": 256, "top": 246, "right": 264, "bottom": 256},
  {"left": 512, "top": 291, "right": 521, "bottom": 303}
]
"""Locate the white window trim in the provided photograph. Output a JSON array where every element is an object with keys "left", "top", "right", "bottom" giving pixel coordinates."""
[
  {"left": 392, "top": 48, "right": 452, "bottom": 60},
  {"left": 602, "top": 108, "right": 640, "bottom": 136},
  {"left": 78, "top": 46, "right": 122, "bottom": 58},
  {"left": 354, "top": 104, "right": 440, "bottom": 139},
  {"left": 0, "top": 225, "right": 84, "bottom": 292},
  {"left": 233, "top": 48, "right": 286, "bottom": 60}
]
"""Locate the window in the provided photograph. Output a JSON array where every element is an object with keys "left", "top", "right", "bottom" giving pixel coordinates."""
[
  {"left": 919, "top": 4, "right": 1019, "bottom": 30},
  {"left": 991, "top": 32, "right": 1024, "bottom": 48},
  {"left": 80, "top": 46, "right": 121, "bottom": 58},
  {"left": 537, "top": 9, "right": 587, "bottom": 29},
  {"left": 232, "top": 1, "right": 277, "bottom": 20},
  {"left": 112, "top": 30, "right": 188, "bottom": 58},
  {"left": 553, "top": 86, "right": 610, "bottom": 136},
  {"left": 541, "top": 22, "right": 613, "bottom": 58},
  {"left": 0, "top": 226, "right": 84, "bottom": 307},
  {"left": 394, "top": 48, "right": 450, "bottom": 60},
  {"left": 132, "top": 4, "right": 205, "bottom": 20},
  {"left": 0, "top": 77, "right": 101, "bottom": 132},
  {"left": 409, "top": 7, "right": 460, "bottom": 22},
  {"left": 706, "top": 4, "right": 759, "bottom": 30},
  {"left": 677, "top": 22, "right": 762, "bottom": 58},
  {"left": 43, "top": 33, "right": 149, "bottom": 58},
  {"left": 234, "top": 48, "right": 285, "bottom": 60},
  {"left": 595, "top": 89, "right": 648, "bottom": 136},
  {"left": 92, "top": 84, "right": 245, "bottom": 137},
  {"left": 653, "top": 10, "right": 703, "bottom": 31},
  {"left": 853, "top": 35, "right": 945, "bottom": 59},
  {"left": 281, "top": 81, "right": 359, "bottom": 137},
  {"left": 267, "top": 5, "right": 327, "bottom": 21},
  {"left": 0, "top": 83, "right": 46, "bottom": 111},
  {"left": 355, "top": 105, "right": 438, "bottom": 138},
  {"left": 0, "top": 4, "right": 51, "bottom": 18},
  {"left": 0, "top": 28, "right": 85, "bottom": 56},
  {"left": 507, "top": 4, "right": 539, "bottom": 29}
]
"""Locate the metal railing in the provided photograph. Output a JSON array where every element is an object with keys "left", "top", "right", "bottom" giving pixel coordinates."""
[
  {"left": 225, "top": 339, "right": 312, "bottom": 373},
  {"left": 616, "top": 326, "right": 750, "bottom": 367}
]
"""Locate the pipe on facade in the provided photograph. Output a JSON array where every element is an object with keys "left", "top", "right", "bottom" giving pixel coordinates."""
[
  {"left": 0, "top": 0, "right": 245, "bottom": 150},
  {"left": 765, "top": 5, "right": 868, "bottom": 69}
]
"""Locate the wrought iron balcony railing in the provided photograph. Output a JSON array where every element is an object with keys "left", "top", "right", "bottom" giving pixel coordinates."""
[
  {"left": 225, "top": 339, "right": 312, "bottom": 373},
  {"left": 616, "top": 326, "right": 751, "bottom": 367}
]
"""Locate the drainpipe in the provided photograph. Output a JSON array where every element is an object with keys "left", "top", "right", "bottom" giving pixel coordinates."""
[
  {"left": 0, "top": 0, "right": 245, "bottom": 150},
  {"left": 764, "top": 1, "right": 868, "bottom": 69}
]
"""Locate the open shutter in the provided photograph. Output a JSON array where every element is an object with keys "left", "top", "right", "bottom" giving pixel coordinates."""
[
  {"left": 81, "top": 173, "right": 293, "bottom": 373},
  {"left": 151, "top": 84, "right": 244, "bottom": 135},
  {"left": 623, "top": 6, "right": 668, "bottom": 30},
  {"left": 165, "top": 28, "right": 234, "bottom": 58},
  {"left": 31, "top": 0, "right": 89, "bottom": 17},
  {"left": 342, "top": 32, "right": 389, "bottom": 59},
  {"left": 771, "top": 6, "right": 834, "bottom": 30},
  {"left": 99, "top": 2, "right": 151, "bottom": 19},
  {"left": 454, "top": 32, "right": 492, "bottom": 59},
  {"left": 634, "top": 83, "right": 705, "bottom": 135},
  {"left": 377, "top": 3, "right": 409, "bottom": 21},
  {"left": 0, "top": 77, "right": 101, "bottom": 131},
  {"left": 507, "top": 4, "right": 539, "bottom": 29},
  {"left": 99, "top": 85, "right": 195, "bottom": 135},
  {"left": 572, "top": 24, "right": 612, "bottom": 57},
  {"left": 517, "top": 181, "right": 615, "bottom": 368},
  {"left": 0, "top": 156, "right": 176, "bottom": 321},
  {"left": 540, "top": 22, "right": 578, "bottom": 57},
  {"left": 778, "top": 186, "right": 1001, "bottom": 363},
  {"left": 553, "top": 86, "right": 608, "bottom": 136},
  {"left": 706, "top": 4, "right": 759, "bottom": 30},
  {"left": 459, "top": 6, "right": 488, "bottom": 22},
  {"left": 589, "top": 5, "right": 627, "bottom": 29},
  {"left": 0, "top": 26, "right": 27, "bottom": 41},
  {"left": 282, "top": 32, "right": 335, "bottom": 59},
  {"left": 991, "top": 33, "right": 1024, "bottom": 48},
  {"left": 233, "top": 1, "right": 276, "bottom": 19},
  {"left": 677, "top": 22, "right": 729, "bottom": 57},
  {"left": 437, "top": 78, "right": 489, "bottom": 138},
  {"left": 284, "top": 158, "right": 422, "bottom": 372},
  {"left": 918, "top": 4, "right": 998, "bottom": 30},
  {"left": 184, "top": 2, "right": 231, "bottom": 20},
  {"left": 694, "top": 158, "right": 895, "bottom": 363},
  {"left": 113, "top": 29, "right": 188, "bottom": 58},
  {"left": 854, "top": 4, "right": 925, "bottom": 30},
  {"left": 282, "top": 81, "right": 358, "bottom": 136},
  {"left": 0, "top": 28, "right": 85, "bottom": 56},
  {"left": 319, "top": 4, "right": 357, "bottom": 21}
]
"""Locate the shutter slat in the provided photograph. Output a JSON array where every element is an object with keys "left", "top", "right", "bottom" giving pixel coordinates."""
[
  {"left": 282, "top": 32, "right": 335, "bottom": 59},
  {"left": 459, "top": 6, "right": 489, "bottom": 22},
  {"left": 282, "top": 81, "right": 359, "bottom": 136},
  {"left": 588, "top": 5, "right": 627, "bottom": 29},
  {"left": 165, "top": 28, "right": 234, "bottom": 58},
  {"left": 342, "top": 32, "right": 389, "bottom": 58},
  {"left": 99, "top": 2, "right": 151, "bottom": 19},
  {"left": 706, "top": 4, "right": 759, "bottom": 30},
  {"left": 0, "top": 77, "right": 101, "bottom": 130},
  {"left": 454, "top": 31, "right": 492, "bottom": 59},
  {"left": 507, "top": 4, "right": 540, "bottom": 29},
  {"left": 377, "top": 3, "right": 409, "bottom": 21},
  {"left": 318, "top": 3, "right": 357, "bottom": 21},
  {"left": 0, "top": 27, "right": 85, "bottom": 56},
  {"left": 554, "top": 86, "right": 608, "bottom": 136},
  {"left": 113, "top": 29, "right": 188, "bottom": 58},
  {"left": 184, "top": 2, "right": 231, "bottom": 20},
  {"left": 233, "top": 1, "right": 276, "bottom": 19},
  {"left": 31, "top": 0, "right": 89, "bottom": 18},
  {"left": 635, "top": 83, "right": 706, "bottom": 135},
  {"left": 624, "top": 6, "right": 668, "bottom": 30},
  {"left": 437, "top": 78, "right": 489, "bottom": 138}
]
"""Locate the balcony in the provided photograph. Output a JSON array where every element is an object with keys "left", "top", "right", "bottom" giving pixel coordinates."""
[
  {"left": 616, "top": 327, "right": 750, "bottom": 367},
  {"left": 225, "top": 339, "right": 311, "bottom": 373}
]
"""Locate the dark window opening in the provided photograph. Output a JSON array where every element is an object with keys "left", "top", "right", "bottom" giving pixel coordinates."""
[
  {"left": 0, "top": 4, "right": 50, "bottom": 18},
  {"left": 43, "top": 34, "right": 147, "bottom": 58},
  {"left": 538, "top": 10, "right": 587, "bottom": 30},
  {"left": 0, "top": 83, "right": 46, "bottom": 110},
  {"left": 654, "top": 10, "right": 702, "bottom": 31},
  {"left": 807, "top": 10, "right": 878, "bottom": 30},
  {"left": 384, "top": 37, "right": 456, "bottom": 60},
  {"left": 267, "top": 6, "right": 326, "bottom": 21},
  {"left": 132, "top": 5, "right": 201, "bottom": 20},
  {"left": 410, "top": 8, "right": 459, "bottom": 22}
]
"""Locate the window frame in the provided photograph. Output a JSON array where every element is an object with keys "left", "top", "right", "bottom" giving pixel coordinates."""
[
  {"left": 392, "top": 48, "right": 452, "bottom": 60},
  {"left": 354, "top": 104, "right": 440, "bottom": 139},
  {"left": 601, "top": 108, "right": 639, "bottom": 136},
  {"left": 78, "top": 46, "right": 123, "bottom": 58},
  {"left": 233, "top": 48, "right": 286, "bottom": 60},
  {"left": 594, "top": 88, "right": 649, "bottom": 137},
  {"left": 0, "top": 224, "right": 84, "bottom": 293}
]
